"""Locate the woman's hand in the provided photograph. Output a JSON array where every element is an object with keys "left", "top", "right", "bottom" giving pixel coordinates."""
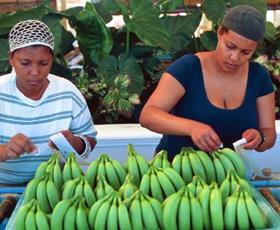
[
  {"left": 49, "top": 130, "right": 85, "bottom": 154},
  {"left": 242, "top": 128, "right": 263, "bottom": 150},
  {"left": 3, "top": 133, "right": 37, "bottom": 160},
  {"left": 190, "top": 122, "right": 222, "bottom": 153}
]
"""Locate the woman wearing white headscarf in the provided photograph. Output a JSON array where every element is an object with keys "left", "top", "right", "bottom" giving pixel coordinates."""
[{"left": 0, "top": 20, "right": 97, "bottom": 184}]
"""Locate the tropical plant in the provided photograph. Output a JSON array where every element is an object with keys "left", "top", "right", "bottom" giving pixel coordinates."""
[{"left": 0, "top": 0, "right": 279, "bottom": 123}]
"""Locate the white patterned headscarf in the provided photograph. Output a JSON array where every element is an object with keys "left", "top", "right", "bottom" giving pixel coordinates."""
[{"left": 9, "top": 20, "right": 54, "bottom": 52}]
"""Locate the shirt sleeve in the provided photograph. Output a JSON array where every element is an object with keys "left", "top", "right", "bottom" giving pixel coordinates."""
[
  {"left": 69, "top": 87, "right": 97, "bottom": 140},
  {"left": 165, "top": 54, "right": 198, "bottom": 90}
]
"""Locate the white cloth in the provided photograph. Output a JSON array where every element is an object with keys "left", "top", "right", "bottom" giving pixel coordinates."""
[{"left": 0, "top": 72, "right": 97, "bottom": 184}]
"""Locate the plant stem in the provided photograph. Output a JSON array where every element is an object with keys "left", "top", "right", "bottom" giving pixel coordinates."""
[{"left": 126, "top": 28, "right": 130, "bottom": 55}]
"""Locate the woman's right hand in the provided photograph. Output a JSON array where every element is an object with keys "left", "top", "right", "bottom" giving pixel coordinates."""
[
  {"left": 190, "top": 122, "right": 222, "bottom": 153},
  {"left": 2, "top": 133, "right": 37, "bottom": 160}
]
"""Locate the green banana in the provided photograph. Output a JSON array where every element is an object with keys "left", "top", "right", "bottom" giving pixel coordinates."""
[
  {"left": 135, "top": 154, "right": 149, "bottom": 178},
  {"left": 144, "top": 194, "right": 163, "bottom": 229},
  {"left": 63, "top": 200, "right": 78, "bottom": 230},
  {"left": 181, "top": 154, "right": 193, "bottom": 184},
  {"left": 220, "top": 147, "right": 246, "bottom": 178},
  {"left": 24, "top": 205, "right": 36, "bottom": 230},
  {"left": 162, "top": 151, "right": 171, "bottom": 168},
  {"left": 212, "top": 153, "right": 226, "bottom": 185},
  {"left": 178, "top": 195, "right": 191, "bottom": 230},
  {"left": 106, "top": 197, "right": 118, "bottom": 230},
  {"left": 62, "top": 157, "right": 72, "bottom": 184},
  {"left": 139, "top": 173, "right": 150, "bottom": 195},
  {"left": 35, "top": 204, "right": 50, "bottom": 230},
  {"left": 224, "top": 189, "right": 239, "bottom": 230},
  {"left": 62, "top": 178, "right": 79, "bottom": 200},
  {"left": 198, "top": 186, "right": 211, "bottom": 230},
  {"left": 189, "top": 191, "right": 203, "bottom": 230},
  {"left": 53, "top": 158, "right": 63, "bottom": 190},
  {"left": 94, "top": 196, "right": 112, "bottom": 229},
  {"left": 188, "top": 152, "right": 207, "bottom": 182},
  {"left": 76, "top": 198, "right": 90, "bottom": 230},
  {"left": 118, "top": 198, "right": 132, "bottom": 230},
  {"left": 119, "top": 174, "right": 138, "bottom": 200},
  {"left": 230, "top": 172, "right": 239, "bottom": 195},
  {"left": 83, "top": 179, "right": 96, "bottom": 207},
  {"left": 209, "top": 185, "right": 223, "bottom": 230},
  {"left": 88, "top": 194, "right": 111, "bottom": 229},
  {"left": 23, "top": 178, "right": 40, "bottom": 204},
  {"left": 196, "top": 150, "right": 216, "bottom": 183},
  {"left": 36, "top": 177, "right": 51, "bottom": 213},
  {"left": 130, "top": 197, "right": 144, "bottom": 230},
  {"left": 127, "top": 153, "right": 141, "bottom": 186},
  {"left": 156, "top": 170, "right": 176, "bottom": 197},
  {"left": 171, "top": 153, "right": 182, "bottom": 175},
  {"left": 150, "top": 151, "right": 163, "bottom": 168},
  {"left": 140, "top": 196, "right": 158, "bottom": 230},
  {"left": 50, "top": 199, "right": 72, "bottom": 230},
  {"left": 193, "top": 175, "right": 207, "bottom": 196},
  {"left": 85, "top": 158, "right": 99, "bottom": 187},
  {"left": 162, "top": 167, "right": 185, "bottom": 191},
  {"left": 46, "top": 178, "right": 61, "bottom": 210},
  {"left": 111, "top": 159, "right": 127, "bottom": 185},
  {"left": 105, "top": 158, "right": 121, "bottom": 189},
  {"left": 150, "top": 171, "right": 164, "bottom": 201},
  {"left": 244, "top": 190, "right": 267, "bottom": 229},
  {"left": 163, "top": 192, "right": 181, "bottom": 230},
  {"left": 71, "top": 157, "right": 83, "bottom": 178},
  {"left": 97, "top": 156, "right": 106, "bottom": 177},
  {"left": 15, "top": 199, "right": 36, "bottom": 230},
  {"left": 75, "top": 178, "right": 85, "bottom": 197},
  {"left": 103, "top": 176, "right": 115, "bottom": 195},
  {"left": 34, "top": 161, "right": 49, "bottom": 179},
  {"left": 220, "top": 172, "right": 231, "bottom": 201},
  {"left": 237, "top": 191, "right": 250, "bottom": 230}
]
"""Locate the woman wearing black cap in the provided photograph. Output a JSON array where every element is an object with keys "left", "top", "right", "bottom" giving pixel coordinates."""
[{"left": 140, "top": 5, "right": 276, "bottom": 160}]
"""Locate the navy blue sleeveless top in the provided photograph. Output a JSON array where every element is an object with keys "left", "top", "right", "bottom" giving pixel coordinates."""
[{"left": 156, "top": 54, "right": 273, "bottom": 159}]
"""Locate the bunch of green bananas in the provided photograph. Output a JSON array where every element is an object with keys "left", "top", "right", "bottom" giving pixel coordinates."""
[
  {"left": 34, "top": 152, "right": 63, "bottom": 190},
  {"left": 163, "top": 186, "right": 204, "bottom": 230},
  {"left": 23, "top": 173, "right": 60, "bottom": 213},
  {"left": 220, "top": 169, "right": 253, "bottom": 202},
  {"left": 15, "top": 199, "right": 50, "bottom": 230},
  {"left": 119, "top": 174, "right": 138, "bottom": 200},
  {"left": 62, "top": 175, "right": 96, "bottom": 207},
  {"left": 139, "top": 166, "right": 185, "bottom": 202},
  {"left": 149, "top": 150, "right": 171, "bottom": 168},
  {"left": 196, "top": 181, "right": 224, "bottom": 230},
  {"left": 211, "top": 148, "right": 246, "bottom": 185},
  {"left": 224, "top": 188, "right": 267, "bottom": 229},
  {"left": 172, "top": 147, "right": 246, "bottom": 186},
  {"left": 86, "top": 154, "right": 127, "bottom": 189},
  {"left": 93, "top": 175, "right": 115, "bottom": 200},
  {"left": 172, "top": 147, "right": 209, "bottom": 184},
  {"left": 62, "top": 152, "right": 84, "bottom": 184},
  {"left": 186, "top": 175, "right": 208, "bottom": 197},
  {"left": 125, "top": 144, "right": 149, "bottom": 186},
  {"left": 88, "top": 191, "right": 133, "bottom": 230},
  {"left": 50, "top": 195, "right": 90, "bottom": 230},
  {"left": 122, "top": 190, "right": 163, "bottom": 230}
]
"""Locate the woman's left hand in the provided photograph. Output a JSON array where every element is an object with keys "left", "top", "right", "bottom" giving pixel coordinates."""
[
  {"left": 242, "top": 128, "right": 263, "bottom": 150},
  {"left": 49, "top": 130, "right": 84, "bottom": 154}
]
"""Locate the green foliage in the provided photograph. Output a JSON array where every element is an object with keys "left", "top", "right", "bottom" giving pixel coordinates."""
[{"left": 0, "top": 0, "right": 278, "bottom": 123}]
